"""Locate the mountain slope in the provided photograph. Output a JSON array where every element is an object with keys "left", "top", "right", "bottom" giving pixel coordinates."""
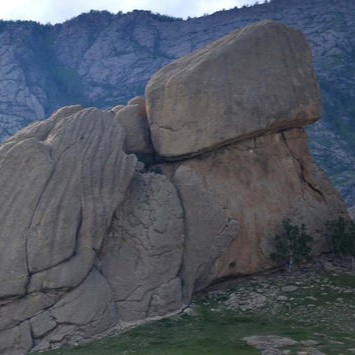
[{"left": 0, "top": 0, "right": 354, "bottom": 207}]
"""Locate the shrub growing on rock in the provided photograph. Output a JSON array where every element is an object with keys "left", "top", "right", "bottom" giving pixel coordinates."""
[{"left": 271, "top": 219, "right": 313, "bottom": 272}]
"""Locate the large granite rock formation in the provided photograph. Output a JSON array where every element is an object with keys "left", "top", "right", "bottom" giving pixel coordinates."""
[
  {"left": 0, "top": 21, "right": 349, "bottom": 354},
  {"left": 145, "top": 20, "right": 321, "bottom": 158}
]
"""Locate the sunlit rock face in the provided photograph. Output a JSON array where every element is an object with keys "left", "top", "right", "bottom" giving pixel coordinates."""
[{"left": 146, "top": 21, "right": 321, "bottom": 159}]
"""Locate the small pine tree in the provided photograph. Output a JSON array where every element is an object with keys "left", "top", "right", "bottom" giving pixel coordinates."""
[
  {"left": 271, "top": 219, "right": 313, "bottom": 272},
  {"left": 327, "top": 217, "right": 355, "bottom": 269}
]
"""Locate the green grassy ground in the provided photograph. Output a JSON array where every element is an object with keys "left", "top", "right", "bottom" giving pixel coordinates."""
[{"left": 41, "top": 271, "right": 355, "bottom": 355}]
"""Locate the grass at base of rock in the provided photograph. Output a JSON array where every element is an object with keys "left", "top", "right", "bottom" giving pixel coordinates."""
[{"left": 41, "top": 269, "right": 355, "bottom": 355}]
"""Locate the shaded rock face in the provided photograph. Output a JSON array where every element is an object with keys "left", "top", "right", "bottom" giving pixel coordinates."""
[
  {"left": 0, "top": 106, "right": 136, "bottom": 298},
  {"left": 146, "top": 20, "right": 321, "bottom": 159},
  {"left": 100, "top": 173, "right": 184, "bottom": 322},
  {"left": 0, "top": 106, "right": 139, "bottom": 352},
  {"left": 173, "top": 166, "right": 239, "bottom": 300},
  {"left": 0, "top": 21, "right": 349, "bottom": 354}
]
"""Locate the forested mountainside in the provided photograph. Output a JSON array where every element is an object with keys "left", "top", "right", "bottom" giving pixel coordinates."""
[{"left": 0, "top": 0, "right": 354, "bottom": 208}]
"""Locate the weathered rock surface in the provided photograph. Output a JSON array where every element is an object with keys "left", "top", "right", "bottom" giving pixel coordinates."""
[
  {"left": 173, "top": 166, "right": 239, "bottom": 300},
  {"left": 0, "top": 106, "right": 138, "bottom": 351},
  {"left": 0, "top": 20, "right": 350, "bottom": 354},
  {"left": 100, "top": 172, "right": 184, "bottom": 322},
  {"left": 146, "top": 20, "right": 321, "bottom": 158},
  {"left": 49, "top": 268, "right": 117, "bottom": 339},
  {"left": 0, "top": 292, "right": 57, "bottom": 331},
  {"left": 164, "top": 128, "right": 348, "bottom": 282},
  {"left": 0, "top": 321, "right": 33, "bottom": 355},
  {"left": 27, "top": 108, "right": 135, "bottom": 290}
]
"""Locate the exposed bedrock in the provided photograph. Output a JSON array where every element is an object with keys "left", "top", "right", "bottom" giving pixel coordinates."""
[
  {"left": 165, "top": 128, "right": 347, "bottom": 290},
  {"left": 0, "top": 20, "right": 350, "bottom": 354}
]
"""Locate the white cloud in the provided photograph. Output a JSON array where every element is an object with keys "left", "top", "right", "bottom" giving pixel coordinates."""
[{"left": 0, "top": 0, "right": 257, "bottom": 24}]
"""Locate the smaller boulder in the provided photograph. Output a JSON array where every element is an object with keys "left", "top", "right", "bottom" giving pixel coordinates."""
[{"left": 114, "top": 98, "right": 153, "bottom": 156}]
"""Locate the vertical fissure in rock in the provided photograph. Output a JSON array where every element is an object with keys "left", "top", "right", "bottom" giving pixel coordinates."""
[
  {"left": 169, "top": 171, "right": 188, "bottom": 301},
  {"left": 281, "top": 131, "right": 326, "bottom": 201}
]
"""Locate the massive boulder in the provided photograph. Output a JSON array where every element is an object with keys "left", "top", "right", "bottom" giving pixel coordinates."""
[
  {"left": 0, "top": 20, "right": 349, "bottom": 354},
  {"left": 145, "top": 20, "right": 321, "bottom": 158}
]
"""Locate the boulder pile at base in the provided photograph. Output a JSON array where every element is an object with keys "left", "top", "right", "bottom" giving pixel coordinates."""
[{"left": 0, "top": 20, "right": 349, "bottom": 354}]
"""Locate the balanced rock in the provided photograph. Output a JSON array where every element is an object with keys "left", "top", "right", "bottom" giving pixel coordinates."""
[{"left": 145, "top": 20, "right": 321, "bottom": 158}]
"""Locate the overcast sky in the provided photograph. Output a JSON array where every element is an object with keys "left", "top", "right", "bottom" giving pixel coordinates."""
[{"left": 0, "top": 0, "right": 258, "bottom": 24}]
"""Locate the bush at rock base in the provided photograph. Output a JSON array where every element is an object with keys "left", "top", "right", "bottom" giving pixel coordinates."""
[
  {"left": 326, "top": 218, "right": 355, "bottom": 266},
  {"left": 271, "top": 219, "right": 313, "bottom": 272}
]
